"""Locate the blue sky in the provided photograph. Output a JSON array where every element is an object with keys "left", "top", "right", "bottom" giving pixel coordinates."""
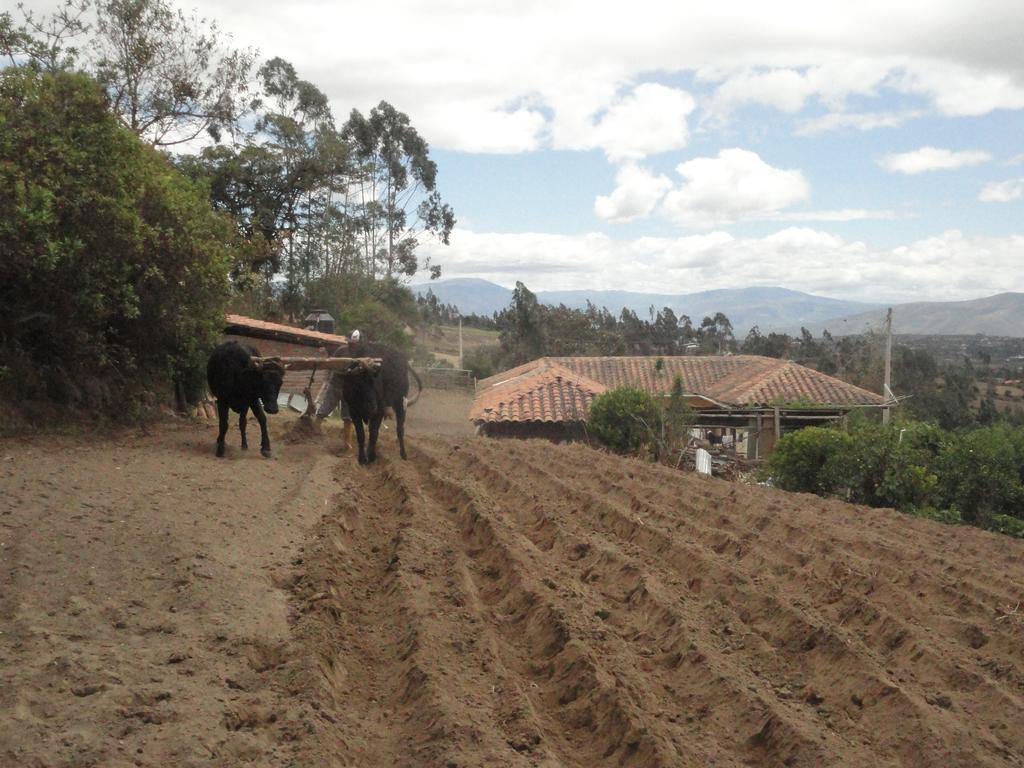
[
  {"left": 433, "top": 102, "right": 1024, "bottom": 248},
  {"left": 32, "top": 0, "right": 1023, "bottom": 303}
]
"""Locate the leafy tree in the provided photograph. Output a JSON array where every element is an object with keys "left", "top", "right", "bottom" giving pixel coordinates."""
[
  {"left": 177, "top": 58, "right": 355, "bottom": 300},
  {"left": 175, "top": 143, "right": 288, "bottom": 275},
  {"left": 697, "top": 312, "right": 734, "bottom": 354},
  {"left": 765, "top": 416, "right": 1024, "bottom": 537},
  {"left": 497, "top": 282, "right": 545, "bottom": 364},
  {"left": 656, "top": 376, "right": 695, "bottom": 462},
  {"left": 343, "top": 100, "right": 454, "bottom": 280},
  {"left": 93, "top": 0, "right": 255, "bottom": 145},
  {"left": 0, "top": 68, "right": 235, "bottom": 407},
  {"left": 1, "top": 0, "right": 90, "bottom": 71},
  {"left": 766, "top": 419, "right": 944, "bottom": 510},
  {"left": 250, "top": 57, "right": 345, "bottom": 306},
  {"left": 741, "top": 325, "right": 792, "bottom": 358},
  {"left": 619, "top": 308, "right": 652, "bottom": 354},
  {"left": 178, "top": 66, "right": 451, "bottom": 318},
  {"left": 911, "top": 362, "right": 977, "bottom": 430},
  {"left": 304, "top": 273, "right": 416, "bottom": 351}
]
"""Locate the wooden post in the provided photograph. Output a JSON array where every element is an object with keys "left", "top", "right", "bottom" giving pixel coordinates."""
[
  {"left": 755, "top": 412, "right": 762, "bottom": 460},
  {"left": 774, "top": 406, "right": 781, "bottom": 444},
  {"left": 458, "top": 316, "right": 464, "bottom": 369},
  {"left": 883, "top": 307, "right": 893, "bottom": 425}
]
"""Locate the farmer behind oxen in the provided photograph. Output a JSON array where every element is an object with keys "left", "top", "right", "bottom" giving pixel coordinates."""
[{"left": 314, "top": 329, "right": 365, "bottom": 449}]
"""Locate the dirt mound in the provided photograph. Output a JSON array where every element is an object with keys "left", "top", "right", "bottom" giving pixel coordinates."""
[
  {"left": 282, "top": 413, "right": 324, "bottom": 443},
  {"left": 3, "top": 415, "right": 1024, "bottom": 767}
]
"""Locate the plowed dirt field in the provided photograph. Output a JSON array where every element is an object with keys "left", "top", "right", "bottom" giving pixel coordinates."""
[{"left": 3, "top": 404, "right": 1024, "bottom": 767}]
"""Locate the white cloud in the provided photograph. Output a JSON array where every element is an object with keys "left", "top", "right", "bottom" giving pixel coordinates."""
[
  {"left": 794, "top": 110, "right": 923, "bottom": 136},
  {"left": 594, "top": 161, "right": 895, "bottom": 226},
  {"left": 710, "top": 69, "right": 815, "bottom": 115},
  {"left": 979, "top": 178, "right": 1024, "bottom": 202},
  {"left": 894, "top": 60, "right": 1024, "bottom": 116},
  {"left": 706, "top": 61, "right": 893, "bottom": 120},
  {"left": 660, "top": 149, "right": 810, "bottom": 227},
  {"left": 767, "top": 208, "right": 904, "bottom": 222},
  {"left": 424, "top": 102, "right": 547, "bottom": 153},
  {"left": 420, "top": 227, "right": 1024, "bottom": 304},
  {"left": 594, "top": 164, "right": 672, "bottom": 223},
  {"left": 587, "top": 83, "right": 695, "bottom": 161},
  {"left": 69, "top": 0, "right": 1023, "bottom": 155},
  {"left": 878, "top": 147, "right": 992, "bottom": 174}
]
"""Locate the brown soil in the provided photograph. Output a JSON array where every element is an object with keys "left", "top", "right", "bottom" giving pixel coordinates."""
[{"left": 3, "top": 397, "right": 1024, "bottom": 767}]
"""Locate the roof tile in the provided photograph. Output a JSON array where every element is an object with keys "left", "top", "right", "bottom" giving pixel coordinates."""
[
  {"left": 225, "top": 313, "right": 348, "bottom": 349},
  {"left": 471, "top": 355, "right": 884, "bottom": 423}
]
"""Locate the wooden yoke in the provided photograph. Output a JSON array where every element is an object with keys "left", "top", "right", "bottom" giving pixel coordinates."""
[{"left": 252, "top": 356, "right": 383, "bottom": 374}]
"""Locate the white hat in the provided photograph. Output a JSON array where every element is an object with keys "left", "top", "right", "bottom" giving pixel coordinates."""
[{"left": 350, "top": 329, "right": 361, "bottom": 342}]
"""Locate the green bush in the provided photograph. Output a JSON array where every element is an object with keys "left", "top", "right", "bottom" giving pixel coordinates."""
[
  {"left": 846, "top": 420, "right": 943, "bottom": 510},
  {"left": 766, "top": 416, "right": 1024, "bottom": 538},
  {"left": 989, "top": 514, "right": 1024, "bottom": 539},
  {"left": 763, "top": 426, "right": 854, "bottom": 496},
  {"left": 463, "top": 345, "right": 501, "bottom": 380},
  {"left": 909, "top": 506, "right": 963, "bottom": 525},
  {"left": 589, "top": 387, "right": 660, "bottom": 455},
  {"left": 767, "top": 420, "right": 948, "bottom": 509},
  {"left": 937, "top": 425, "right": 1024, "bottom": 524},
  {"left": 1, "top": 68, "right": 235, "bottom": 409}
]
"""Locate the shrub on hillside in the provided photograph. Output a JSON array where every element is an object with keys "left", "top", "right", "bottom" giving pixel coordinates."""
[
  {"left": 937, "top": 425, "right": 1024, "bottom": 525},
  {"left": 845, "top": 419, "right": 943, "bottom": 510},
  {"left": 767, "top": 420, "right": 947, "bottom": 509},
  {"left": 763, "top": 426, "right": 854, "bottom": 497},
  {"left": 589, "top": 387, "right": 660, "bottom": 455},
  {"left": 989, "top": 514, "right": 1024, "bottom": 538},
  {"left": 767, "top": 417, "right": 1024, "bottom": 537},
  {"left": 0, "top": 68, "right": 236, "bottom": 410},
  {"left": 463, "top": 345, "right": 501, "bottom": 379}
]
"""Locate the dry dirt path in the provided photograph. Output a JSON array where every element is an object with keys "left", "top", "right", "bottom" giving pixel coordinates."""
[
  {"left": 3, "top": 412, "right": 1024, "bottom": 768},
  {"left": 0, "top": 418, "right": 342, "bottom": 767}
]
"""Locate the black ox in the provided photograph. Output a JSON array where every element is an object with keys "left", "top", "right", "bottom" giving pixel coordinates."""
[
  {"left": 207, "top": 341, "right": 285, "bottom": 458},
  {"left": 341, "top": 343, "right": 422, "bottom": 464}
]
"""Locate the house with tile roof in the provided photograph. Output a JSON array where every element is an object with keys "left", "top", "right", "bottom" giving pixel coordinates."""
[
  {"left": 223, "top": 314, "right": 349, "bottom": 399},
  {"left": 470, "top": 355, "right": 888, "bottom": 457}
]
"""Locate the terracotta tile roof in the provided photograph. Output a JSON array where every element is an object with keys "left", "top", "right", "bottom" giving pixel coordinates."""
[
  {"left": 224, "top": 314, "right": 348, "bottom": 349},
  {"left": 471, "top": 355, "right": 884, "bottom": 423},
  {"left": 472, "top": 360, "right": 607, "bottom": 423}
]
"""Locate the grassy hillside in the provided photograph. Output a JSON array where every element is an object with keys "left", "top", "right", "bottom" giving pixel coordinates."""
[{"left": 416, "top": 324, "right": 500, "bottom": 366}]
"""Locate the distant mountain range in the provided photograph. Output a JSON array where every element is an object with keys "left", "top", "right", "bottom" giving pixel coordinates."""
[
  {"left": 411, "top": 278, "right": 875, "bottom": 334},
  {"left": 412, "top": 279, "right": 1024, "bottom": 337},
  {"left": 801, "top": 292, "right": 1024, "bottom": 337}
]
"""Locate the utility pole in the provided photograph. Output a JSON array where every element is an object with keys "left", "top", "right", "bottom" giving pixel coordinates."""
[
  {"left": 882, "top": 307, "right": 893, "bottom": 424},
  {"left": 458, "top": 315, "right": 464, "bottom": 370}
]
